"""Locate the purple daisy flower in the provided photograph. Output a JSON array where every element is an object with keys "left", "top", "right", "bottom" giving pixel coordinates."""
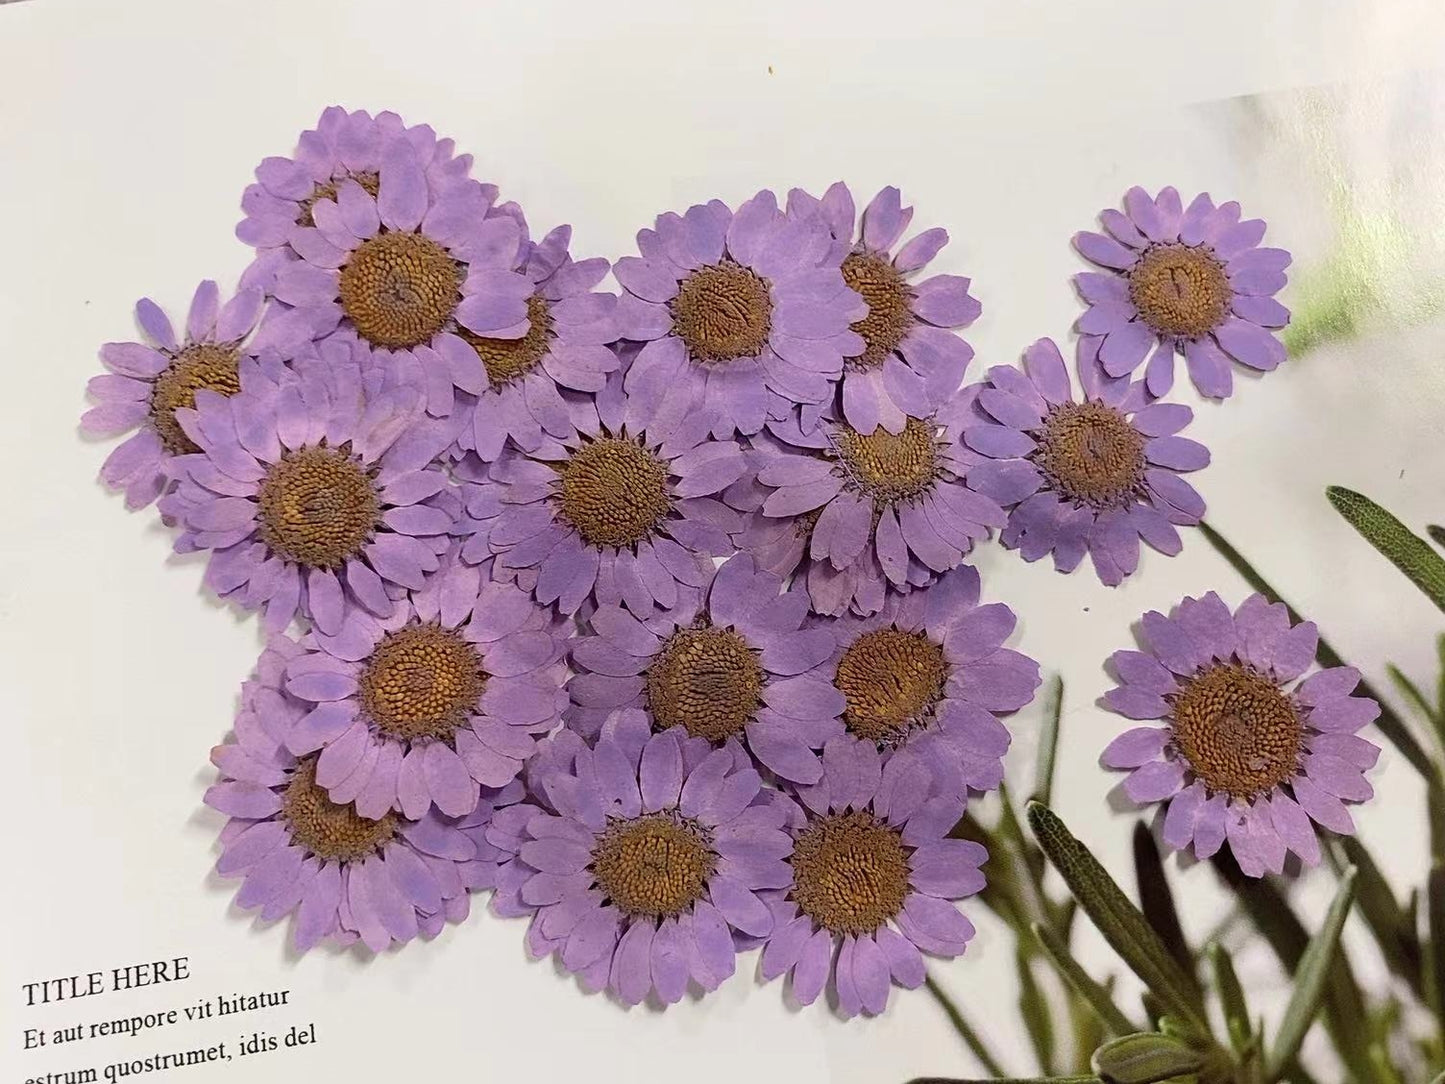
[
  {"left": 759, "top": 739, "right": 984, "bottom": 1017},
  {"left": 82, "top": 280, "right": 284, "bottom": 510},
  {"left": 237, "top": 106, "right": 475, "bottom": 255},
  {"left": 742, "top": 398, "right": 1005, "bottom": 617},
  {"left": 1101, "top": 591, "right": 1381, "bottom": 877},
  {"left": 266, "top": 135, "right": 542, "bottom": 418},
  {"left": 569, "top": 553, "right": 841, "bottom": 785},
  {"left": 265, "top": 553, "right": 568, "bottom": 820},
  {"left": 204, "top": 640, "right": 508, "bottom": 953},
  {"left": 791, "top": 183, "right": 981, "bottom": 431},
  {"left": 483, "top": 367, "right": 748, "bottom": 618},
  {"left": 816, "top": 566, "right": 1039, "bottom": 800},
  {"left": 444, "top": 220, "right": 621, "bottom": 461},
  {"left": 614, "top": 190, "right": 866, "bottom": 440},
  {"left": 1073, "top": 186, "right": 1291, "bottom": 399},
  {"left": 961, "top": 337, "right": 1209, "bottom": 587},
  {"left": 492, "top": 716, "right": 791, "bottom": 1004},
  {"left": 160, "top": 341, "right": 457, "bottom": 634}
]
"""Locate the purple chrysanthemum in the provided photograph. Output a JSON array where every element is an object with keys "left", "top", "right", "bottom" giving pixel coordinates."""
[
  {"left": 961, "top": 337, "right": 1209, "bottom": 587},
  {"left": 160, "top": 341, "right": 456, "bottom": 633},
  {"left": 482, "top": 367, "right": 748, "bottom": 618},
  {"left": 1101, "top": 591, "right": 1381, "bottom": 876},
  {"left": 740, "top": 398, "right": 1004, "bottom": 617},
  {"left": 759, "top": 740, "right": 984, "bottom": 1017},
  {"left": 263, "top": 553, "right": 567, "bottom": 820},
  {"left": 1073, "top": 186, "right": 1291, "bottom": 399},
  {"left": 82, "top": 281, "right": 285, "bottom": 510},
  {"left": 815, "top": 566, "right": 1039, "bottom": 800},
  {"left": 489, "top": 714, "right": 791, "bottom": 1005},
  {"left": 237, "top": 106, "right": 475, "bottom": 255},
  {"left": 569, "top": 553, "right": 840, "bottom": 784},
  {"left": 205, "top": 639, "right": 515, "bottom": 953},
  {"left": 790, "top": 183, "right": 981, "bottom": 431},
  {"left": 614, "top": 191, "right": 866, "bottom": 439}
]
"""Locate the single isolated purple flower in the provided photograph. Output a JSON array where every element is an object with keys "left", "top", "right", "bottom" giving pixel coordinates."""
[
  {"left": 237, "top": 106, "right": 474, "bottom": 255},
  {"left": 1073, "top": 185, "right": 1291, "bottom": 399},
  {"left": 482, "top": 367, "right": 748, "bottom": 618},
  {"left": 205, "top": 640, "right": 512, "bottom": 953},
  {"left": 962, "top": 337, "right": 1209, "bottom": 587},
  {"left": 82, "top": 281, "right": 283, "bottom": 510},
  {"left": 818, "top": 566, "right": 1039, "bottom": 799},
  {"left": 159, "top": 342, "right": 456, "bottom": 633},
  {"left": 614, "top": 191, "right": 866, "bottom": 439},
  {"left": 742, "top": 397, "right": 1005, "bottom": 617},
  {"left": 569, "top": 553, "right": 841, "bottom": 784},
  {"left": 265, "top": 554, "right": 567, "bottom": 820},
  {"left": 1101, "top": 591, "right": 1381, "bottom": 877},
  {"left": 492, "top": 716, "right": 792, "bottom": 1005},
  {"left": 792, "top": 183, "right": 981, "bottom": 431},
  {"left": 759, "top": 740, "right": 985, "bottom": 1017}
]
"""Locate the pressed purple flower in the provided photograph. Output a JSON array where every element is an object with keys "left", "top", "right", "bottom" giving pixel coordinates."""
[
  {"left": 83, "top": 281, "right": 285, "bottom": 510},
  {"left": 1101, "top": 591, "right": 1381, "bottom": 877},
  {"left": 491, "top": 715, "right": 791, "bottom": 1004},
  {"left": 569, "top": 553, "right": 841, "bottom": 786},
  {"left": 237, "top": 106, "right": 475, "bottom": 255},
  {"left": 265, "top": 553, "right": 567, "bottom": 820},
  {"left": 614, "top": 190, "right": 866, "bottom": 439},
  {"left": 482, "top": 367, "right": 748, "bottom": 618},
  {"left": 741, "top": 398, "right": 1005, "bottom": 617},
  {"left": 790, "top": 183, "right": 980, "bottom": 431},
  {"left": 1073, "top": 185, "right": 1291, "bottom": 399},
  {"left": 205, "top": 640, "right": 509, "bottom": 953},
  {"left": 759, "top": 740, "right": 984, "bottom": 1017},
  {"left": 817, "top": 566, "right": 1039, "bottom": 798},
  {"left": 159, "top": 341, "right": 457, "bottom": 633},
  {"left": 961, "top": 337, "right": 1209, "bottom": 587}
]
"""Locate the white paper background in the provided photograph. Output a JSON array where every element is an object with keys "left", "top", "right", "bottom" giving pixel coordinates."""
[{"left": 5, "top": 1, "right": 1445, "bottom": 1080}]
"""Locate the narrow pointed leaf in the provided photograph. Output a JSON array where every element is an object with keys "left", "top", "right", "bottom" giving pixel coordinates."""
[
  {"left": 1428, "top": 864, "right": 1445, "bottom": 1020},
  {"left": 1207, "top": 942, "right": 1253, "bottom": 1055},
  {"left": 1429, "top": 524, "right": 1445, "bottom": 551},
  {"left": 1329, "top": 837, "right": 1422, "bottom": 994},
  {"left": 1091, "top": 1033, "right": 1203, "bottom": 1083},
  {"left": 1431, "top": 780, "right": 1445, "bottom": 866},
  {"left": 1033, "top": 923, "right": 1136, "bottom": 1037},
  {"left": 1017, "top": 948, "right": 1057, "bottom": 1074},
  {"left": 1026, "top": 802, "right": 1206, "bottom": 1031},
  {"left": 1436, "top": 632, "right": 1445, "bottom": 731},
  {"left": 1031, "top": 674, "right": 1064, "bottom": 808},
  {"left": 924, "top": 974, "right": 1007, "bottom": 1078},
  {"left": 1132, "top": 823, "right": 1197, "bottom": 992},
  {"left": 1327, "top": 486, "right": 1445, "bottom": 611},
  {"left": 1266, "top": 868, "right": 1359, "bottom": 1081},
  {"left": 909, "top": 1078, "right": 1100, "bottom": 1084},
  {"left": 1387, "top": 663, "right": 1440, "bottom": 730}
]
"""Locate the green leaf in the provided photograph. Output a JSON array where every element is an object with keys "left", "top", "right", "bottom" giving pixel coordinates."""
[
  {"left": 1025, "top": 802, "right": 1206, "bottom": 1032},
  {"left": 1427, "top": 524, "right": 1445, "bottom": 551},
  {"left": 1266, "top": 867, "right": 1359, "bottom": 1081},
  {"left": 1018, "top": 947, "right": 1057, "bottom": 1074},
  {"left": 1436, "top": 632, "right": 1445, "bottom": 736},
  {"left": 1387, "top": 662, "right": 1441, "bottom": 729},
  {"left": 1428, "top": 863, "right": 1445, "bottom": 1021},
  {"left": 1032, "top": 923, "right": 1137, "bottom": 1038},
  {"left": 924, "top": 973, "right": 1007, "bottom": 1078},
  {"left": 1207, "top": 942, "right": 1253, "bottom": 1055},
  {"left": 908, "top": 1078, "right": 1100, "bottom": 1084},
  {"left": 1091, "top": 1033, "right": 1204, "bottom": 1084},
  {"left": 1327, "top": 486, "right": 1445, "bottom": 612},
  {"left": 1199, "top": 520, "right": 1438, "bottom": 780},
  {"left": 1131, "top": 824, "right": 1197, "bottom": 993},
  {"left": 1031, "top": 674, "right": 1064, "bottom": 809},
  {"left": 1330, "top": 836, "right": 1422, "bottom": 995}
]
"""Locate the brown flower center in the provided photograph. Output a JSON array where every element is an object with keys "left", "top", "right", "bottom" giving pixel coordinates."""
[
  {"left": 256, "top": 444, "right": 380, "bottom": 569},
  {"left": 148, "top": 343, "right": 243, "bottom": 455},
  {"left": 1128, "top": 243, "right": 1231, "bottom": 338},
  {"left": 460, "top": 294, "right": 553, "bottom": 389},
  {"left": 338, "top": 231, "right": 461, "bottom": 349},
  {"left": 359, "top": 623, "right": 487, "bottom": 743},
  {"left": 834, "top": 417, "right": 940, "bottom": 505},
  {"left": 646, "top": 626, "right": 763, "bottom": 742},
  {"left": 1169, "top": 663, "right": 1303, "bottom": 799},
  {"left": 835, "top": 628, "right": 948, "bottom": 743},
  {"left": 555, "top": 437, "right": 671, "bottom": 548},
  {"left": 591, "top": 812, "right": 716, "bottom": 918},
  {"left": 1034, "top": 401, "right": 1146, "bottom": 510},
  {"left": 282, "top": 757, "right": 396, "bottom": 863},
  {"left": 670, "top": 261, "right": 772, "bottom": 363},
  {"left": 842, "top": 252, "right": 913, "bottom": 369},
  {"left": 790, "top": 810, "right": 909, "bottom": 935},
  {"left": 297, "top": 171, "right": 381, "bottom": 229}
]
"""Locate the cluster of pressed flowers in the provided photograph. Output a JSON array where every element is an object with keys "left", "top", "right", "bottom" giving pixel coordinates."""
[{"left": 82, "top": 106, "right": 1379, "bottom": 1016}]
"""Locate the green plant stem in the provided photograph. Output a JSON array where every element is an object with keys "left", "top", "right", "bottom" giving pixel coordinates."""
[{"left": 925, "top": 973, "right": 1009, "bottom": 1078}]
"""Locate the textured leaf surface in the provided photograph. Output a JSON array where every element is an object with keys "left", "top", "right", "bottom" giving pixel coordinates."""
[{"left": 1328, "top": 486, "right": 1445, "bottom": 612}]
